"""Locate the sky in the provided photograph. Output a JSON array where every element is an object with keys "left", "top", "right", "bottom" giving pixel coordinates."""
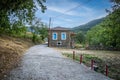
[{"left": 35, "top": 0, "right": 112, "bottom": 28}]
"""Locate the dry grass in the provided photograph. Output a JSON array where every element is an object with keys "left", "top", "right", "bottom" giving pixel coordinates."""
[
  {"left": 0, "top": 35, "right": 34, "bottom": 79},
  {"left": 55, "top": 48, "right": 120, "bottom": 80},
  {"left": 55, "top": 48, "right": 120, "bottom": 59}
]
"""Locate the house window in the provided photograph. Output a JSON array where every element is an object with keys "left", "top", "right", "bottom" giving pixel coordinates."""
[
  {"left": 52, "top": 32, "right": 57, "bottom": 40},
  {"left": 61, "top": 32, "right": 66, "bottom": 40}
]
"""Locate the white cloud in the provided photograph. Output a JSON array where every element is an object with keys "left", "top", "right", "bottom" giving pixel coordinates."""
[
  {"left": 63, "top": 18, "right": 74, "bottom": 22},
  {"left": 47, "top": 3, "right": 96, "bottom": 17},
  {"left": 47, "top": 6, "right": 77, "bottom": 16},
  {"left": 35, "top": 0, "right": 111, "bottom": 28}
]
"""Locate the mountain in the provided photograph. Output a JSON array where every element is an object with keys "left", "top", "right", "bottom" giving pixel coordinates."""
[{"left": 72, "top": 17, "right": 105, "bottom": 33}]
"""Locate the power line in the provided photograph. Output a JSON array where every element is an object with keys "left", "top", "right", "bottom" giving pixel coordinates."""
[
  {"left": 52, "top": 0, "right": 92, "bottom": 18},
  {"left": 49, "top": 0, "right": 92, "bottom": 28}
]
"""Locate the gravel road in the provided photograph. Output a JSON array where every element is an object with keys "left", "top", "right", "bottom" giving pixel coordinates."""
[{"left": 5, "top": 45, "right": 112, "bottom": 80}]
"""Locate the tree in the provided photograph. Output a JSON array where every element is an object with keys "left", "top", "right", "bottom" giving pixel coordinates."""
[
  {"left": 75, "top": 31, "right": 85, "bottom": 44},
  {"left": 85, "top": 0, "right": 120, "bottom": 50},
  {"left": 86, "top": 8, "right": 120, "bottom": 49},
  {"left": 110, "top": 0, "right": 120, "bottom": 10},
  {"left": 0, "top": 0, "right": 46, "bottom": 34},
  {"left": 37, "top": 25, "right": 48, "bottom": 40},
  {"left": 30, "top": 17, "right": 48, "bottom": 43}
]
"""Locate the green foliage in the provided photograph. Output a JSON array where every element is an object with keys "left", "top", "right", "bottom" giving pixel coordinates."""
[
  {"left": 31, "top": 27, "right": 47, "bottom": 43},
  {"left": 62, "top": 53, "right": 102, "bottom": 66},
  {"left": 10, "top": 21, "right": 27, "bottom": 36},
  {"left": 72, "top": 18, "right": 105, "bottom": 33},
  {"left": 75, "top": 31, "right": 85, "bottom": 44},
  {"left": 86, "top": 8, "right": 120, "bottom": 49},
  {"left": 0, "top": 0, "right": 46, "bottom": 35},
  {"left": 32, "top": 33, "right": 37, "bottom": 43},
  {"left": 29, "top": 18, "right": 48, "bottom": 43},
  {"left": 37, "top": 26, "right": 48, "bottom": 40},
  {"left": 0, "top": 0, "right": 47, "bottom": 44}
]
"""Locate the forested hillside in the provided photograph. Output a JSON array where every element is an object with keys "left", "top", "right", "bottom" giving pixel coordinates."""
[
  {"left": 74, "top": 0, "right": 120, "bottom": 50},
  {"left": 86, "top": 8, "right": 120, "bottom": 50},
  {"left": 72, "top": 18, "right": 105, "bottom": 33}
]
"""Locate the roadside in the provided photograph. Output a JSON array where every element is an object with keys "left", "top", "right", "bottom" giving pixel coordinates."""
[
  {"left": 5, "top": 45, "right": 112, "bottom": 80},
  {"left": 55, "top": 48, "right": 120, "bottom": 80},
  {"left": 0, "top": 35, "right": 34, "bottom": 79}
]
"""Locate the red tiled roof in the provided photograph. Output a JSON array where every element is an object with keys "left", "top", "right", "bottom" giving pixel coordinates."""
[{"left": 50, "top": 26, "right": 70, "bottom": 31}]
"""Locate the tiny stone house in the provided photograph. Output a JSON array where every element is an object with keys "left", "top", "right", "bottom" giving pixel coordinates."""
[{"left": 48, "top": 26, "right": 75, "bottom": 48}]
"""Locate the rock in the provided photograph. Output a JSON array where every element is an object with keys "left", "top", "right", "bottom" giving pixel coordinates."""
[{"left": 4, "top": 75, "right": 7, "bottom": 78}]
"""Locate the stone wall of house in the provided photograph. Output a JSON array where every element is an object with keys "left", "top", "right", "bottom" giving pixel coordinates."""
[{"left": 49, "top": 30, "right": 71, "bottom": 48}]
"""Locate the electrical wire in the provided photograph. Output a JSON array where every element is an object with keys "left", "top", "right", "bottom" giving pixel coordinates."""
[{"left": 52, "top": 0, "right": 92, "bottom": 19}]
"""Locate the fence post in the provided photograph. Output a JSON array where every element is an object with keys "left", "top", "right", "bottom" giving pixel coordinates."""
[
  {"left": 91, "top": 59, "right": 94, "bottom": 70},
  {"left": 73, "top": 51, "right": 75, "bottom": 60},
  {"left": 106, "top": 64, "right": 108, "bottom": 76},
  {"left": 80, "top": 55, "right": 82, "bottom": 64}
]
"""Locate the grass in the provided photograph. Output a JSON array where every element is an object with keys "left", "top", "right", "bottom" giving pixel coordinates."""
[
  {"left": 62, "top": 53, "right": 120, "bottom": 80},
  {"left": 0, "top": 35, "right": 34, "bottom": 79}
]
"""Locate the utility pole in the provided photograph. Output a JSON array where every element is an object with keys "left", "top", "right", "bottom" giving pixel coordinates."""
[{"left": 48, "top": 17, "right": 51, "bottom": 47}]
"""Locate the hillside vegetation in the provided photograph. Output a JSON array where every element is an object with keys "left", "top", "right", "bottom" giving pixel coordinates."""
[
  {"left": 72, "top": 18, "right": 105, "bottom": 33},
  {"left": 0, "top": 35, "right": 34, "bottom": 79},
  {"left": 86, "top": 7, "right": 120, "bottom": 50},
  {"left": 0, "top": 1, "right": 47, "bottom": 79},
  {"left": 73, "top": 1, "right": 120, "bottom": 50}
]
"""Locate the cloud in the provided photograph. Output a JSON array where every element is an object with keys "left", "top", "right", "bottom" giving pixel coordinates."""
[
  {"left": 47, "top": 6, "right": 95, "bottom": 17},
  {"left": 46, "top": 0, "right": 82, "bottom": 16},
  {"left": 35, "top": 0, "right": 111, "bottom": 28},
  {"left": 63, "top": 18, "right": 74, "bottom": 22},
  {"left": 46, "top": 0, "right": 99, "bottom": 17},
  {"left": 47, "top": 2, "right": 97, "bottom": 17},
  {"left": 47, "top": 6, "right": 77, "bottom": 16}
]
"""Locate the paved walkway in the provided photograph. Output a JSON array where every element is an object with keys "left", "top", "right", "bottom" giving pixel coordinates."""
[{"left": 5, "top": 45, "right": 112, "bottom": 80}]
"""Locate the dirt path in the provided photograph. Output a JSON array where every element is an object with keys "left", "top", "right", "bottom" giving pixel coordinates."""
[{"left": 4, "top": 45, "right": 112, "bottom": 80}]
